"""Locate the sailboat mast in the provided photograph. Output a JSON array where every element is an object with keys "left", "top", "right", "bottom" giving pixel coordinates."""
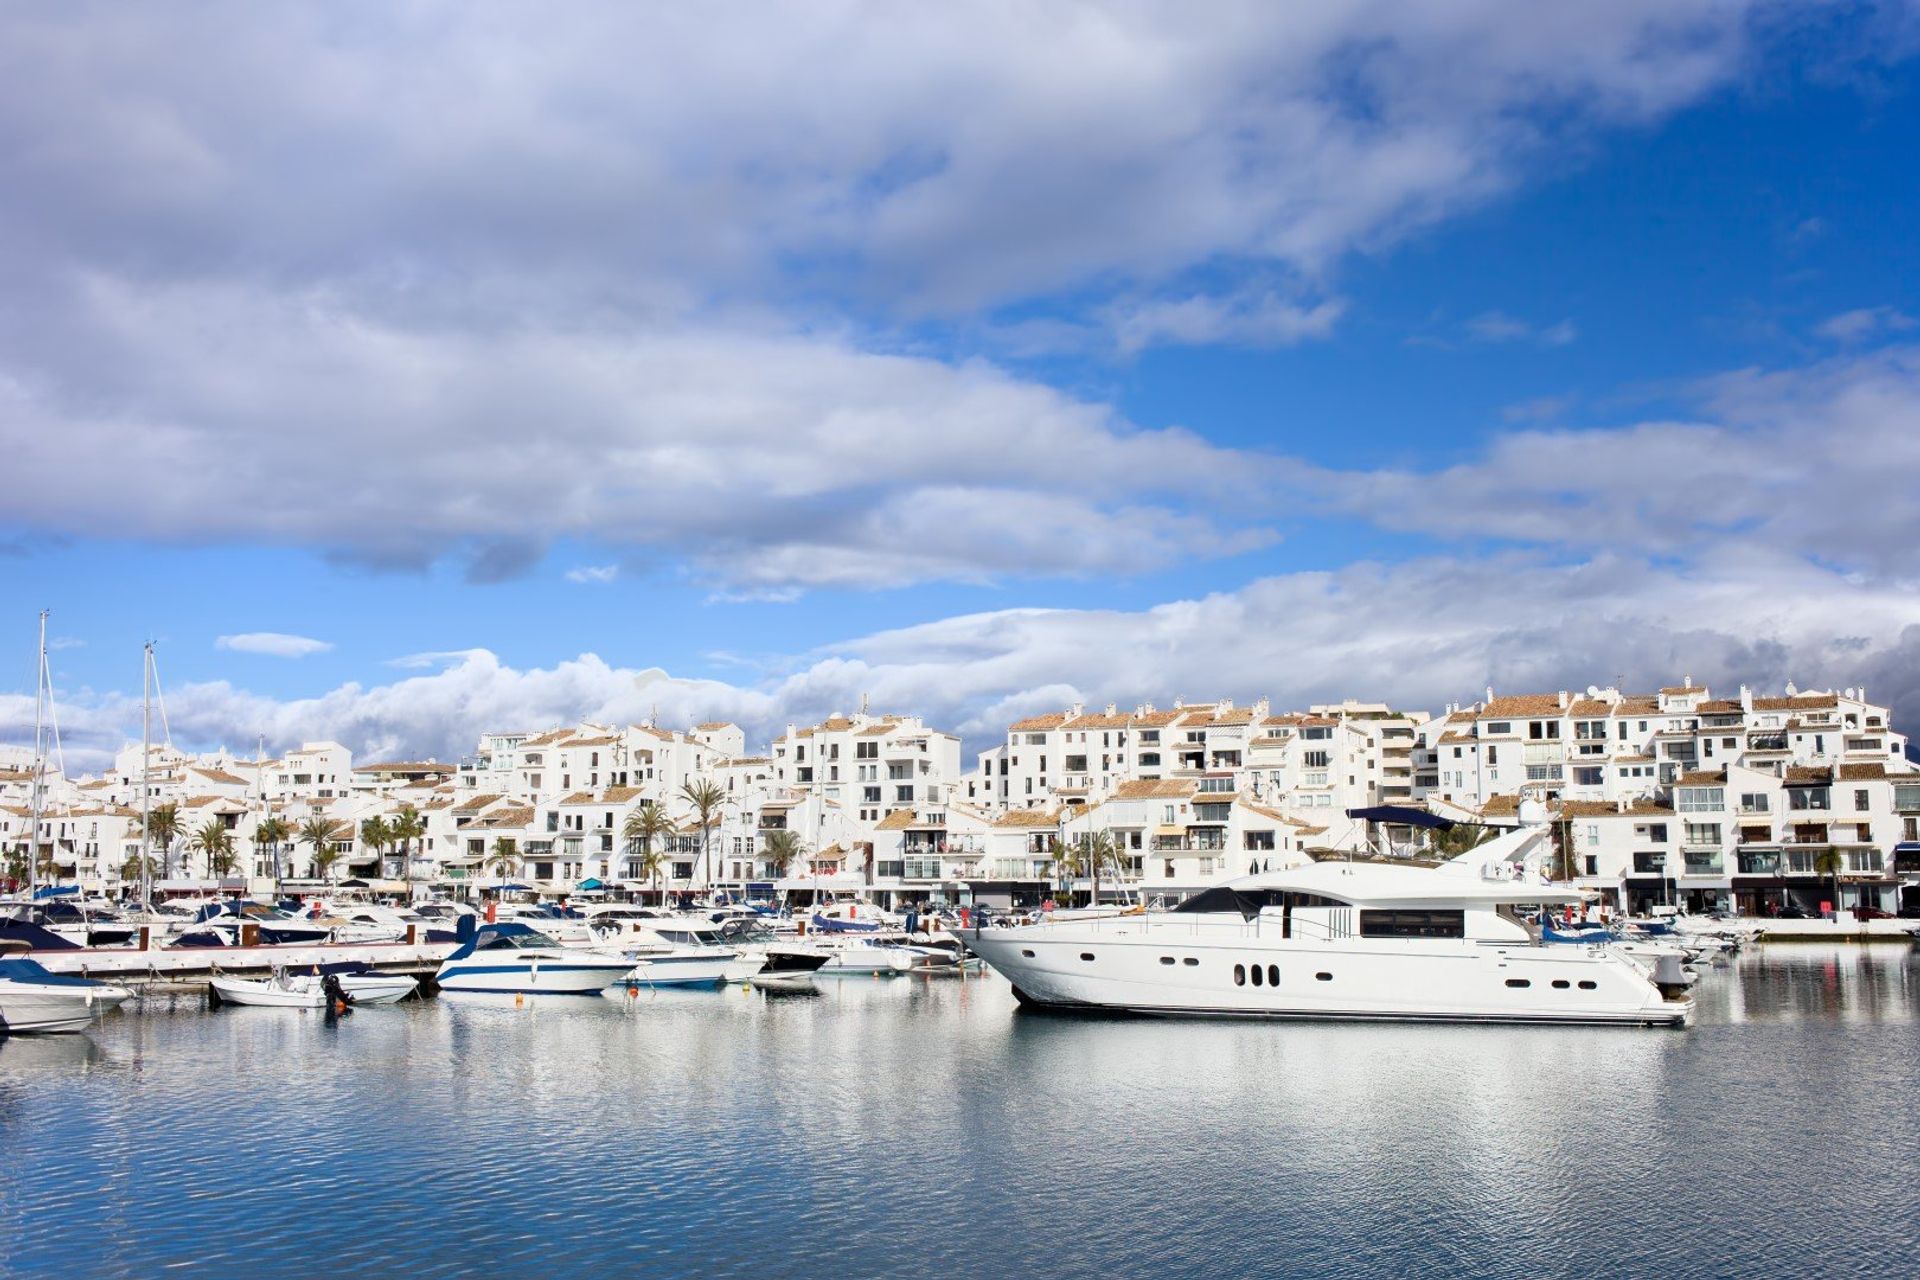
[
  {"left": 27, "top": 609, "right": 48, "bottom": 897},
  {"left": 141, "top": 642, "right": 153, "bottom": 904}
]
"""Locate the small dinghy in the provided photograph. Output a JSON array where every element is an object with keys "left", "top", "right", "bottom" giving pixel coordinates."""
[
  {"left": 748, "top": 970, "right": 818, "bottom": 995},
  {"left": 211, "top": 967, "right": 419, "bottom": 1008}
]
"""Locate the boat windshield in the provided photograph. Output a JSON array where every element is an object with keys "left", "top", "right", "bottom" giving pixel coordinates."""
[
  {"left": 1168, "top": 887, "right": 1347, "bottom": 919},
  {"left": 477, "top": 929, "right": 557, "bottom": 951}
]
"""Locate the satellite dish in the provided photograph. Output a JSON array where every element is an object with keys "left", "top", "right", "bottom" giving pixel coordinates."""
[
  {"left": 1517, "top": 798, "right": 1548, "bottom": 828},
  {"left": 1585, "top": 686, "right": 1599, "bottom": 699}
]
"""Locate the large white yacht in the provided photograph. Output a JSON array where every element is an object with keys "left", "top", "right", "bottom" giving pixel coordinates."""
[{"left": 961, "top": 817, "right": 1689, "bottom": 1028}]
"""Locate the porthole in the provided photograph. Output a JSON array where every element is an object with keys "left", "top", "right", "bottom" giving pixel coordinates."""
[
  {"left": 1577, "top": 980, "right": 1597, "bottom": 991},
  {"left": 1182, "top": 957, "right": 1199, "bottom": 966},
  {"left": 1159, "top": 956, "right": 1175, "bottom": 966},
  {"left": 1551, "top": 979, "right": 1570, "bottom": 990},
  {"left": 1020, "top": 949, "right": 1035, "bottom": 958},
  {"left": 1079, "top": 952, "right": 1095, "bottom": 962},
  {"left": 1251, "top": 964, "right": 1264, "bottom": 987},
  {"left": 1233, "top": 963, "right": 1246, "bottom": 986},
  {"left": 1267, "top": 965, "right": 1279, "bottom": 987},
  {"left": 1315, "top": 972, "right": 1332, "bottom": 982},
  {"left": 1505, "top": 979, "right": 1531, "bottom": 989}
]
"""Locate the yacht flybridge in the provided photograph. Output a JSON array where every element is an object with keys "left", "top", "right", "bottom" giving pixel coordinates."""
[{"left": 962, "top": 812, "right": 1691, "bottom": 1028}]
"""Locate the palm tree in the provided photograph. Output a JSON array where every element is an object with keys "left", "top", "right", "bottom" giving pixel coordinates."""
[
  {"left": 1431, "top": 823, "right": 1496, "bottom": 858},
  {"left": 2, "top": 848, "right": 26, "bottom": 886},
  {"left": 188, "top": 818, "right": 235, "bottom": 880},
  {"left": 313, "top": 846, "right": 342, "bottom": 883},
  {"left": 1085, "top": 829, "right": 1121, "bottom": 904},
  {"left": 1813, "top": 846, "right": 1846, "bottom": 916},
  {"left": 635, "top": 845, "right": 666, "bottom": 902},
  {"left": 145, "top": 801, "right": 181, "bottom": 881},
  {"left": 254, "top": 815, "right": 290, "bottom": 886},
  {"left": 1049, "top": 836, "right": 1086, "bottom": 896},
  {"left": 118, "top": 852, "right": 156, "bottom": 884},
  {"left": 388, "top": 805, "right": 425, "bottom": 886},
  {"left": 298, "top": 815, "right": 337, "bottom": 880},
  {"left": 679, "top": 779, "right": 727, "bottom": 892},
  {"left": 487, "top": 836, "right": 520, "bottom": 886},
  {"left": 622, "top": 801, "right": 674, "bottom": 881},
  {"left": 359, "top": 816, "right": 393, "bottom": 878},
  {"left": 760, "top": 828, "right": 805, "bottom": 879}
]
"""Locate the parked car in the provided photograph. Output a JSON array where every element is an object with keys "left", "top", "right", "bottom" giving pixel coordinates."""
[{"left": 1852, "top": 906, "right": 1894, "bottom": 921}]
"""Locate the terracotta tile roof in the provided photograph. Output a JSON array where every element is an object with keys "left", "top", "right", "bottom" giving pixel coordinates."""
[
  {"left": 1754, "top": 694, "right": 1839, "bottom": 711},
  {"left": 1676, "top": 769, "right": 1727, "bottom": 786},
  {"left": 875, "top": 809, "right": 919, "bottom": 831},
  {"left": 1567, "top": 699, "right": 1612, "bottom": 716},
  {"left": 1009, "top": 712, "right": 1069, "bottom": 732},
  {"left": 603, "top": 786, "right": 642, "bottom": 803},
  {"left": 1062, "top": 712, "right": 1130, "bottom": 729},
  {"left": 631, "top": 725, "right": 678, "bottom": 741},
  {"left": 1786, "top": 765, "right": 1834, "bottom": 784},
  {"left": 1611, "top": 698, "right": 1660, "bottom": 716},
  {"left": 558, "top": 791, "right": 596, "bottom": 806},
  {"left": 992, "top": 807, "right": 1060, "bottom": 828},
  {"left": 479, "top": 805, "right": 534, "bottom": 829},
  {"left": 1660, "top": 685, "right": 1704, "bottom": 696},
  {"left": 356, "top": 761, "right": 456, "bottom": 774},
  {"left": 521, "top": 730, "right": 570, "bottom": 747},
  {"left": 1128, "top": 709, "right": 1184, "bottom": 728},
  {"left": 563, "top": 735, "right": 618, "bottom": 748},
  {"left": 819, "top": 716, "right": 853, "bottom": 732},
  {"left": 1435, "top": 731, "right": 1474, "bottom": 745},
  {"left": 454, "top": 793, "right": 503, "bottom": 813},
  {"left": 695, "top": 722, "right": 735, "bottom": 732},
  {"left": 1480, "top": 694, "right": 1567, "bottom": 718},
  {"left": 857, "top": 724, "right": 896, "bottom": 735},
  {"left": 1837, "top": 763, "right": 1888, "bottom": 781},
  {"left": 190, "top": 767, "right": 249, "bottom": 785},
  {"left": 1697, "top": 699, "right": 1743, "bottom": 713},
  {"left": 1112, "top": 779, "right": 1198, "bottom": 800}
]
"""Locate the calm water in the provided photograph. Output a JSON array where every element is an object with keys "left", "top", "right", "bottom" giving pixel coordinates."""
[{"left": 3, "top": 949, "right": 1918, "bottom": 1279}]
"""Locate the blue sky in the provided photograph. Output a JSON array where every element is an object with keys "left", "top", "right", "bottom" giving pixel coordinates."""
[{"left": 3, "top": 2, "right": 1919, "bottom": 768}]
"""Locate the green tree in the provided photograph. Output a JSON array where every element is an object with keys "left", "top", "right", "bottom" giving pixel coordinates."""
[
  {"left": 1049, "top": 835, "right": 1086, "bottom": 894},
  {"left": 298, "top": 815, "right": 338, "bottom": 879},
  {"left": 760, "top": 828, "right": 805, "bottom": 878},
  {"left": 1430, "top": 823, "right": 1497, "bottom": 858},
  {"left": 189, "top": 818, "right": 236, "bottom": 880},
  {"left": 1813, "top": 846, "right": 1846, "bottom": 915},
  {"left": 488, "top": 836, "right": 520, "bottom": 883},
  {"left": 144, "top": 802, "right": 181, "bottom": 880},
  {"left": 254, "top": 815, "right": 290, "bottom": 885},
  {"left": 359, "top": 816, "right": 393, "bottom": 877},
  {"left": 388, "top": 805, "right": 425, "bottom": 884},
  {"left": 679, "top": 779, "right": 727, "bottom": 891}
]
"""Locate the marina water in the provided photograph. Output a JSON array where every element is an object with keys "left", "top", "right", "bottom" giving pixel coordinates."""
[{"left": 3, "top": 950, "right": 1918, "bottom": 1279}]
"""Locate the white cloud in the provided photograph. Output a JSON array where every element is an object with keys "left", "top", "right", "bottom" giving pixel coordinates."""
[
  {"left": 1311, "top": 345, "right": 1920, "bottom": 574},
  {"left": 1460, "top": 311, "right": 1578, "bottom": 346},
  {"left": 1816, "top": 306, "right": 1916, "bottom": 344},
  {"left": 1108, "top": 290, "right": 1347, "bottom": 355},
  {"left": 564, "top": 564, "right": 620, "bottom": 585},
  {"left": 215, "top": 632, "right": 333, "bottom": 658},
  {"left": 17, "top": 546, "right": 1920, "bottom": 775},
  {"left": 0, "top": 278, "right": 1280, "bottom": 592}
]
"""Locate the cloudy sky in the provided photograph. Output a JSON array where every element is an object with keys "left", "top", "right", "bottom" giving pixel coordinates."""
[{"left": 3, "top": 1, "right": 1919, "bottom": 771}]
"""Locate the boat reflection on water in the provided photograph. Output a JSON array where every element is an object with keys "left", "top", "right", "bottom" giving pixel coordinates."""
[{"left": 1714, "top": 944, "right": 1920, "bottom": 1024}]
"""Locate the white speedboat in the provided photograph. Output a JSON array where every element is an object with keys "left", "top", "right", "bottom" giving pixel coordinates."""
[
  {"left": 211, "top": 969, "right": 419, "bottom": 1008},
  {"left": 0, "top": 957, "right": 133, "bottom": 1034},
  {"left": 435, "top": 922, "right": 634, "bottom": 994},
  {"left": 619, "top": 920, "right": 765, "bottom": 987},
  {"left": 815, "top": 939, "right": 918, "bottom": 975},
  {"left": 961, "top": 823, "right": 1690, "bottom": 1028}
]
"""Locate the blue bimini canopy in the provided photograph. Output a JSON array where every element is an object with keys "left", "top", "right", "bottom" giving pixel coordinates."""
[
  {"left": 1345, "top": 805, "right": 1455, "bottom": 830},
  {"left": 31, "top": 885, "right": 80, "bottom": 900},
  {"left": 575, "top": 878, "right": 605, "bottom": 890}
]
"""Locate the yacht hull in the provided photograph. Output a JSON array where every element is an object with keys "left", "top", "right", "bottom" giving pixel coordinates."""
[
  {"left": 435, "top": 958, "right": 633, "bottom": 994},
  {"left": 966, "top": 923, "right": 1688, "bottom": 1027},
  {"left": 0, "top": 981, "right": 132, "bottom": 1033}
]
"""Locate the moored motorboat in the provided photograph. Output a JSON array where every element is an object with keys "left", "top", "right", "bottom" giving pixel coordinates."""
[
  {"left": 0, "top": 958, "right": 133, "bottom": 1034},
  {"left": 961, "top": 819, "right": 1690, "bottom": 1027},
  {"left": 211, "top": 968, "right": 420, "bottom": 1008},
  {"left": 435, "top": 922, "right": 634, "bottom": 994}
]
